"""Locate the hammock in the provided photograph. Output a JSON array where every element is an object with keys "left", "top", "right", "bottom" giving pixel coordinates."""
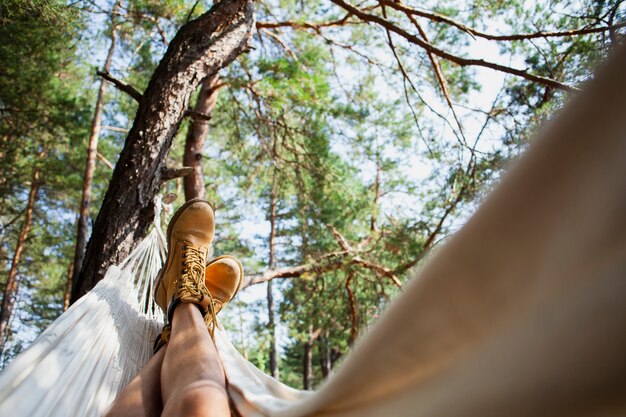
[{"left": 1, "top": 43, "right": 625, "bottom": 417}]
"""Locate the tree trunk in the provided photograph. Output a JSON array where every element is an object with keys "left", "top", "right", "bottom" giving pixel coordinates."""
[
  {"left": 268, "top": 175, "right": 279, "bottom": 379},
  {"left": 63, "top": 260, "right": 73, "bottom": 311},
  {"left": 71, "top": 0, "right": 254, "bottom": 302},
  {"left": 183, "top": 74, "right": 221, "bottom": 201},
  {"left": 71, "top": 16, "right": 117, "bottom": 288},
  {"left": 370, "top": 147, "right": 381, "bottom": 232},
  {"left": 303, "top": 328, "right": 313, "bottom": 390},
  {"left": 0, "top": 167, "right": 40, "bottom": 356},
  {"left": 319, "top": 336, "right": 332, "bottom": 378},
  {"left": 237, "top": 302, "right": 248, "bottom": 360}
]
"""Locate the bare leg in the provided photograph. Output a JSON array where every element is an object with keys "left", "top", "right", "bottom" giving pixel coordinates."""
[
  {"left": 161, "top": 303, "right": 230, "bottom": 417},
  {"left": 104, "top": 346, "right": 165, "bottom": 417}
]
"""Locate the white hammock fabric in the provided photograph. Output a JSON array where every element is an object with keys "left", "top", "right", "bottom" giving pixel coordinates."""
[
  {"left": 1, "top": 43, "right": 625, "bottom": 417},
  {"left": 0, "top": 223, "right": 167, "bottom": 417}
]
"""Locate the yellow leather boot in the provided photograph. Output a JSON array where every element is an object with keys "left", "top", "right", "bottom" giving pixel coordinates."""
[
  {"left": 153, "top": 254, "right": 244, "bottom": 352},
  {"left": 203, "top": 255, "right": 244, "bottom": 338},
  {"left": 154, "top": 199, "right": 215, "bottom": 322}
]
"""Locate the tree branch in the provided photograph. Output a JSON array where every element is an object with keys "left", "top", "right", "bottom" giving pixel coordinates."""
[
  {"left": 351, "top": 256, "right": 402, "bottom": 288},
  {"left": 162, "top": 166, "right": 194, "bottom": 181},
  {"left": 256, "top": 13, "right": 354, "bottom": 31},
  {"left": 327, "top": 224, "right": 352, "bottom": 251},
  {"left": 99, "top": 125, "right": 130, "bottom": 133},
  {"left": 185, "top": 109, "right": 212, "bottom": 121},
  {"left": 242, "top": 224, "right": 401, "bottom": 290},
  {"left": 97, "top": 152, "right": 114, "bottom": 169},
  {"left": 241, "top": 253, "right": 347, "bottom": 289},
  {"left": 397, "top": 2, "right": 467, "bottom": 145},
  {"left": 330, "top": 0, "right": 581, "bottom": 92},
  {"left": 259, "top": 28, "right": 300, "bottom": 62},
  {"left": 379, "top": 0, "right": 626, "bottom": 42},
  {"left": 97, "top": 71, "right": 143, "bottom": 103},
  {"left": 394, "top": 158, "right": 477, "bottom": 275}
]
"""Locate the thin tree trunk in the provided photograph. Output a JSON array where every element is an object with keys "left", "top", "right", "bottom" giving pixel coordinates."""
[
  {"left": 319, "top": 335, "right": 332, "bottom": 378},
  {"left": 71, "top": 0, "right": 254, "bottom": 302},
  {"left": 345, "top": 270, "right": 358, "bottom": 343},
  {"left": 303, "top": 326, "right": 321, "bottom": 389},
  {"left": 371, "top": 147, "right": 381, "bottom": 232},
  {"left": 183, "top": 74, "right": 221, "bottom": 201},
  {"left": 268, "top": 174, "right": 279, "bottom": 379},
  {"left": 0, "top": 167, "right": 40, "bottom": 357},
  {"left": 71, "top": 15, "right": 118, "bottom": 287},
  {"left": 303, "top": 325, "right": 313, "bottom": 390},
  {"left": 63, "top": 260, "right": 73, "bottom": 311},
  {"left": 238, "top": 302, "right": 248, "bottom": 360}
]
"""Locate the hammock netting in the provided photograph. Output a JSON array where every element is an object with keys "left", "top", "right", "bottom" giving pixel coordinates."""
[{"left": 0, "top": 42, "right": 625, "bottom": 417}]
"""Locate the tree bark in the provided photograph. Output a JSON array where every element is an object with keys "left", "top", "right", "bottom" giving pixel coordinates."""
[
  {"left": 268, "top": 175, "right": 279, "bottom": 379},
  {"left": 71, "top": 15, "right": 117, "bottom": 289},
  {"left": 71, "top": 0, "right": 254, "bottom": 302},
  {"left": 183, "top": 74, "right": 221, "bottom": 201},
  {"left": 0, "top": 167, "right": 40, "bottom": 356}
]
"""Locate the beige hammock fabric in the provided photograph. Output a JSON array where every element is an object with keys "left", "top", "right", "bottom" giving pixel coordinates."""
[{"left": 1, "top": 43, "right": 625, "bottom": 417}]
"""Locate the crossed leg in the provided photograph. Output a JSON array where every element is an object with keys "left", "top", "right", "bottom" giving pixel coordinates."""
[{"left": 104, "top": 303, "right": 229, "bottom": 417}]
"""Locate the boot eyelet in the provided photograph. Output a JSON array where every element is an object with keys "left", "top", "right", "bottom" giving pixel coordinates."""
[
  {"left": 182, "top": 245, "right": 187, "bottom": 250},
  {"left": 182, "top": 253, "right": 187, "bottom": 258}
]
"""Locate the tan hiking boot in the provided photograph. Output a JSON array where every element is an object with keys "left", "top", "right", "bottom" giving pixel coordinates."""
[
  {"left": 153, "top": 254, "right": 244, "bottom": 352},
  {"left": 203, "top": 255, "right": 244, "bottom": 338},
  {"left": 154, "top": 199, "right": 215, "bottom": 323}
]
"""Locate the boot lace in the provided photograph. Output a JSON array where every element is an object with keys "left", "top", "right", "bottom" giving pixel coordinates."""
[
  {"left": 204, "top": 299, "right": 219, "bottom": 340},
  {"left": 182, "top": 245, "right": 218, "bottom": 339},
  {"left": 180, "top": 245, "right": 208, "bottom": 296}
]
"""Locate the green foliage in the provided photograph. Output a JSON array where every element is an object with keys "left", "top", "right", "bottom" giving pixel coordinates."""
[{"left": 0, "top": 0, "right": 91, "bottom": 362}]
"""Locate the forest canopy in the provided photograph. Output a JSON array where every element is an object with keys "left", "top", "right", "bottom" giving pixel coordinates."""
[{"left": 0, "top": 0, "right": 623, "bottom": 387}]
